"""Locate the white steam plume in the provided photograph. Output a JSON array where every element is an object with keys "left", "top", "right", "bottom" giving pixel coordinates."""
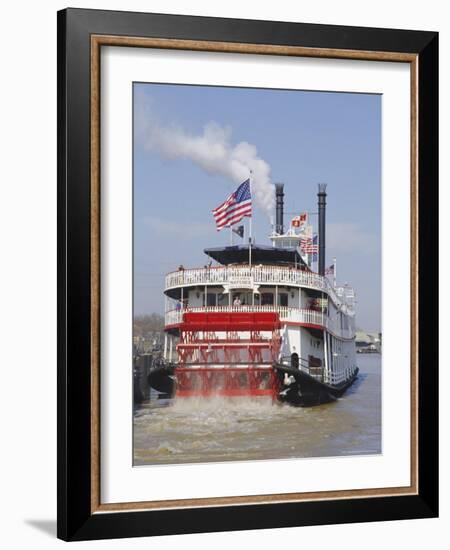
[{"left": 137, "top": 101, "right": 275, "bottom": 219}]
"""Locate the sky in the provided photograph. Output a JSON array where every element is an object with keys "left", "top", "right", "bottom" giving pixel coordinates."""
[{"left": 133, "top": 83, "right": 381, "bottom": 331}]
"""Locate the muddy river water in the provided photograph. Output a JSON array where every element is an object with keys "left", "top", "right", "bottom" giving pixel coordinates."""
[{"left": 133, "top": 354, "right": 381, "bottom": 465}]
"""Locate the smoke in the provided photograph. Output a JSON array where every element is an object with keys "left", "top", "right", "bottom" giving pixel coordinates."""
[{"left": 136, "top": 97, "right": 275, "bottom": 219}]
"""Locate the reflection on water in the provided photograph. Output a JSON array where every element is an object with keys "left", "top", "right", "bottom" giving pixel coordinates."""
[{"left": 133, "top": 354, "right": 381, "bottom": 465}]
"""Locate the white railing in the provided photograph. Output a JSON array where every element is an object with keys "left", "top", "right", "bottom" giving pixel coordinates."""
[
  {"left": 165, "top": 265, "right": 348, "bottom": 308},
  {"left": 165, "top": 305, "right": 354, "bottom": 339},
  {"left": 166, "top": 265, "right": 325, "bottom": 290},
  {"left": 323, "top": 365, "right": 358, "bottom": 385}
]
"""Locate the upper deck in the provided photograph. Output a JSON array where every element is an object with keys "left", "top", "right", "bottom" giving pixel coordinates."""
[{"left": 165, "top": 264, "right": 355, "bottom": 314}]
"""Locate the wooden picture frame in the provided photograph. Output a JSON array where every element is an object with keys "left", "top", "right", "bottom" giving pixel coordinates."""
[{"left": 57, "top": 8, "right": 438, "bottom": 541}]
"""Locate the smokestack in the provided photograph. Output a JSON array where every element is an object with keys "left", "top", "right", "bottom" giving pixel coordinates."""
[
  {"left": 317, "top": 183, "right": 327, "bottom": 275},
  {"left": 275, "top": 183, "right": 284, "bottom": 234}
]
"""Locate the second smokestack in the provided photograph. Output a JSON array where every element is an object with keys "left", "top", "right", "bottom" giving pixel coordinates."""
[
  {"left": 275, "top": 183, "right": 284, "bottom": 234},
  {"left": 317, "top": 183, "right": 327, "bottom": 275}
]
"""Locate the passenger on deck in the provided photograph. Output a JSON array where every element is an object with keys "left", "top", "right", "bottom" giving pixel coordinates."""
[{"left": 233, "top": 296, "right": 242, "bottom": 307}]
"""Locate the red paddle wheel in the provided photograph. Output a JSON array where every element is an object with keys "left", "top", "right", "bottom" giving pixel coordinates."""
[{"left": 175, "top": 311, "right": 282, "bottom": 399}]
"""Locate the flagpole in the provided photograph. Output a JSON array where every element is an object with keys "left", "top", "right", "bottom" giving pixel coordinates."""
[
  {"left": 248, "top": 172, "right": 252, "bottom": 269},
  {"left": 333, "top": 257, "right": 337, "bottom": 287}
]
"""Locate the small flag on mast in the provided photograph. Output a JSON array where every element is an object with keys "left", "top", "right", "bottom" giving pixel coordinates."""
[
  {"left": 291, "top": 212, "right": 307, "bottom": 228},
  {"left": 325, "top": 264, "right": 335, "bottom": 275},
  {"left": 232, "top": 225, "right": 244, "bottom": 238},
  {"left": 311, "top": 234, "right": 318, "bottom": 262},
  {"left": 213, "top": 179, "right": 252, "bottom": 231}
]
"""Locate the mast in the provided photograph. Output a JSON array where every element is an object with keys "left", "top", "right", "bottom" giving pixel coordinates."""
[{"left": 248, "top": 172, "right": 253, "bottom": 268}]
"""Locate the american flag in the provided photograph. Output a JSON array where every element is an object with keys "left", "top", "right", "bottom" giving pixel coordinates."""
[
  {"left": 213, "top": 179, "right": 252, "bottom": 231},
  {"left": 300, "top": 234, "right": 318, "bottom": 254}
]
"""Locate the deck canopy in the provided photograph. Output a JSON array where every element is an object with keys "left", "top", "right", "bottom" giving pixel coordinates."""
[{"left": 204, "top": 245, "right": 308, "bottom": 267}]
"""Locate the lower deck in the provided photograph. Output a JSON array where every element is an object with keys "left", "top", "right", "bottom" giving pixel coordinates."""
[{"left": 163, "top": 311, "right": 357, "bottom": 396}]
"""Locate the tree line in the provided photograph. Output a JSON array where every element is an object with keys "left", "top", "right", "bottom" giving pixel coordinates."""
[{"left": 133, "top": 313, "right": 164, "bottom": 337}]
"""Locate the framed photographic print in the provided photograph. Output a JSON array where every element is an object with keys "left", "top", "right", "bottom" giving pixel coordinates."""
[{"left": 57, "top": 8, "right": 438, "bottom": 541}]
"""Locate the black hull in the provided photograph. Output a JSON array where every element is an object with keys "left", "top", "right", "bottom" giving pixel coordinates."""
[
  {"left": 148, "top": 364, "right": 175, "bottom": 396},
  {"left": 275, "top": 364, "right": 359, "bottom": 406},
  {"left": 147, "top": 362, "right": 358, "bottom": 406}
]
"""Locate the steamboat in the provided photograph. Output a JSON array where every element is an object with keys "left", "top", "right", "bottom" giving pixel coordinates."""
[{"left": 149, "top": 183, "right": 358, "bottom": 406}]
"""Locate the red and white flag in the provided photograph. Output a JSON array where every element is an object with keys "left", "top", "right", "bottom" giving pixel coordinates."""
[{"left": 291, "top": 212, "right": 307, "bottom": 228}]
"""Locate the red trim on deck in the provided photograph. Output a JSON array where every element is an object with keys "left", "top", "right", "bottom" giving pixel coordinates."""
[{"left": 283, "top": 321, "right": 324, "bottom": 331}]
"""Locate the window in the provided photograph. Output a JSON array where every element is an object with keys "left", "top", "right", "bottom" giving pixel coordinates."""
[
  {"left": 261, "top": 293, "right": 274, "bottom": 305},
  {"left": 278, "top": 293, "right": 288, "bottom": 307},
  {"left": 232, "top": 293, "right": 242, "bottom": 305},
  {"left": 231, "top": 292, "right": 254, "bottom": 305},
  {"left": 206, "top": 293, "right": 216, "bottom": 307},
  {"left": 217, "top": 293, "right": 228, "bottom": 306}
]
